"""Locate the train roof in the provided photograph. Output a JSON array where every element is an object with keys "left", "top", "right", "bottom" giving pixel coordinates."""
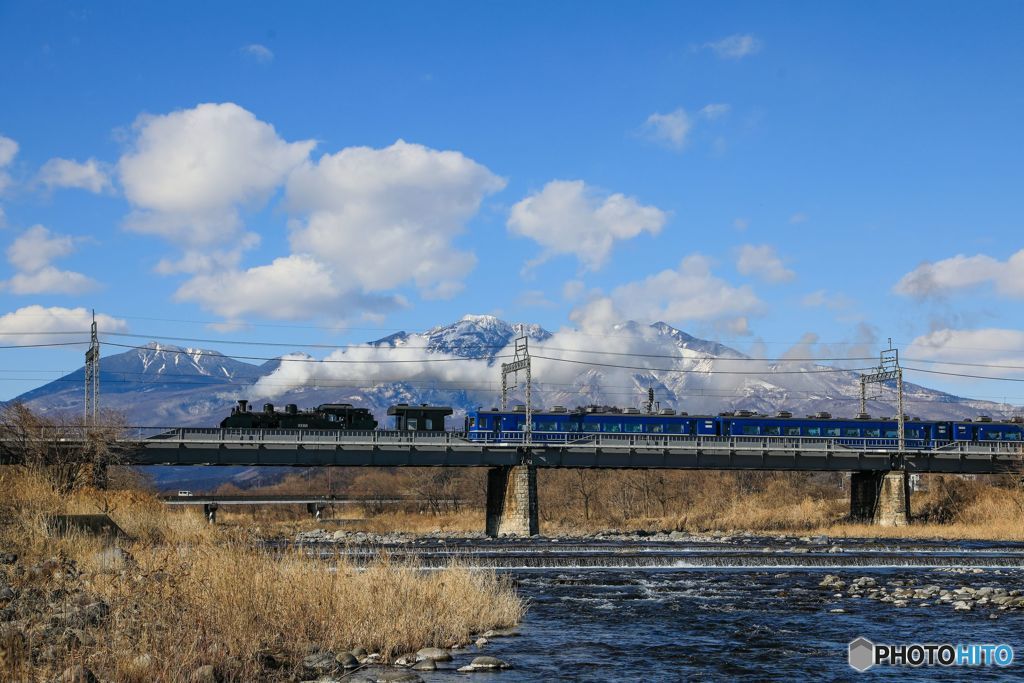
[{"left": 387, "top": 403, "right": 454, "bottom": 416}]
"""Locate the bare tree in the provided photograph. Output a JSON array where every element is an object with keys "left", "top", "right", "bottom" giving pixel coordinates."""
[{"left": 0, "top": 403, "right": 127, "bottom": 493}]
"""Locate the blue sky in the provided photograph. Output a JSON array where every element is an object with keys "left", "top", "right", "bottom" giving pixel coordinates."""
[{"left": 1, "top": 1, "right": 1023, "bottom": 402}]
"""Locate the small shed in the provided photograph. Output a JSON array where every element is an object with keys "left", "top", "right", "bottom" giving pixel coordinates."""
[{"left": 387, "top": 404, "right": 453, "bottom": 432}]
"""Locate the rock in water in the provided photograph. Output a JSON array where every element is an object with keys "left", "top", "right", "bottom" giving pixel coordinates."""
[
  {"left": 412, "top": 658, "right": 437, "bottom": 671},
  {"left": 375, "top": 672, "right": 424, "bottom": 683},
  {"left": 416, "top": 646, "right": 452, "bottom": 661},
  {"left": 458, "top": 656, "right": 513, "bottom": 672}
]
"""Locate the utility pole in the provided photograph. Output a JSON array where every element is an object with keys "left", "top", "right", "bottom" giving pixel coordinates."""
[
  {"left": 860, "top": 338, "right": 905, "bottom": 453},
  {"left": 84, "top": 310, "right": 99, "bottom": 428},
  {"left": 646, "top": 387, "right": 655, "bottom": 414},
  {"left": 501, "top": 335, "right": 532, "bottom": 445}
]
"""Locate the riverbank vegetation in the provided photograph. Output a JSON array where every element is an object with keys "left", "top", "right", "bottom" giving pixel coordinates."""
[
  {"left": 239, "top": 466, "right": 1024, "bottom": 541},
  {"left": 0, "top": 466, "right": 523, "bottom": 681}
]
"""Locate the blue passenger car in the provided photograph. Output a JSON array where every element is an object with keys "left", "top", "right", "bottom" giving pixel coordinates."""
[
  {"left": 952, "top": 417, "right": 1024, "bottom": 442},
  {"left": 722, "top": 411, "right": 953, "bottom": 448},
  {"left": 466, "top": 404, "right": 1017, "bottom": 449}
]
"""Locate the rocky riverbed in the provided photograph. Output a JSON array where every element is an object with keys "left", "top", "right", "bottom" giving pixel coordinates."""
[
  {"left": 290, "top": 531, "right": 1024, "bottom": 680},
  {"left": 6, "top": 533, "right": 1024, "bottom": 681}
]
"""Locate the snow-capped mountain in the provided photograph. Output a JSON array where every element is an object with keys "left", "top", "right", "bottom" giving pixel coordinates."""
[
  {"left": 11, "top": 315, "right": 1020, "bottom": 427},
  {"left": 372, "top": 314, "right": 551, "bottom": 359}
]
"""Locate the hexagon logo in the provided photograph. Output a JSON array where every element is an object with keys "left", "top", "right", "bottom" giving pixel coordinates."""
[{"left": 848, "top": 637, "right": 875, "bottom": 672}]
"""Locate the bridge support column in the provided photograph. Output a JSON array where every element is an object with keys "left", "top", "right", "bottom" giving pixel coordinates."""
[
  {"left": 203, "top": 503, "right": 218, "bottom": 524},
  {"left": 850, "top": 471, "right": 910, "bottom": 526},
  {"left": 485, "top": 465, "right": 538, "bottom": 537},
  {"left": 306, "top": 503, "right": 326, "bottom": 521}
]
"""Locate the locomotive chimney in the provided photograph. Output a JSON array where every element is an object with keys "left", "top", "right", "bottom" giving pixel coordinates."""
[
  {"left": 238, "top": 399, "right": 249, "bottom": 413},
  {"left": 264, "top": 403, "right": 274, "bottom": 413},
  {"left": 286, "top": 404, "right": 298, "bottom": 415}
]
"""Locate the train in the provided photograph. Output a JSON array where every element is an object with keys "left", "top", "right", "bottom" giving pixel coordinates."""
[
  {"left": 219, "top": 398, "right": 1024, "bottom": 448},
  {"left": 220, "top": 400, "right": 452, "bottom": 431},
  {"left": 464, "top": 405, "right": 1024, "bottom": 447}
]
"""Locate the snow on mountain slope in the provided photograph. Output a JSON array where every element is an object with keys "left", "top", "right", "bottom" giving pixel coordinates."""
[{"left": 12, "top": 316, "right": 1020, "bottom": 428}]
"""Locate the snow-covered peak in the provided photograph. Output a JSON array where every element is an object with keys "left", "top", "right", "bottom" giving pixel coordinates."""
[{"left": 649, "top": 322, "right": 747, "bottom": 359}]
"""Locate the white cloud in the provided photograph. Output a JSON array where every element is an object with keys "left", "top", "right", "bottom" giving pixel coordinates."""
[
  {"left": 0, "top": 305, "right": 126, "bottom": 344},
  {"left": 118, "top": 102, "right": 314, "bottom": 246},
  {"left": 241, "top": 43, "right": 274, "bottom": 63},
  {"left": 37, "top": 158, "right": 113, "bottom": 194},
  {"left": 516, "top": 289, "right": 557, "bottom": 309},
  {"left": 703, "top": 34, "right": 762, "bottom": 60},
  {"left": 0, "top": 135, "right": 17, "bottom": 195},
  {"left": 562, "top": 279, "right": 585, "bottom": 301},
  {"left": 507, "top": 180, "right": 666, "bottom": 271},
  {"left": 3, "top": 225, "right": 98, "bottom": 294},
  {"left": 286, "top": 139, "right": 505, "bottom": 298},
  {"left": 7, "top": 267, "right": 98, "bottom": 295},
  {"left": 641, "top": 109, "right": 691, "bottom": 149},
  {"left": 893, "top": 250, "right": 1024, "bottom": 299},
  {"left": 801, "top": 288, "right": 857, "bottom": 313},
  {"left": 6, "top": 225, "right": 74, "bottom": 272},
  {"left": 0, "top": 136, "right": 17, "bottom": 167},
  {"left": 735, "top": 244, "right": 795, "bottom": 283},
  {"left": 699, "top": 103, "right": 731, "bottom": 120},
  {"left": 608, "top": 254, "right": 762, "bottom": 324},
  {"left": 907, "top": 328, "right": 1024, "bottom": 379},
  {"left": 174, "top": 255, "right": 340, "bottom": 321},
  {"left": 639, "top": 104, "right": 730, "bottom": 151}
]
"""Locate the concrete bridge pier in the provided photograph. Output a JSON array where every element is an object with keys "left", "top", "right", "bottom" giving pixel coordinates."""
[
  {"left": 485, "top": 464, "right": 538, "bottom": 537},
  {"left": 850, "top": 471, "right": 910, "bottom": 526}
]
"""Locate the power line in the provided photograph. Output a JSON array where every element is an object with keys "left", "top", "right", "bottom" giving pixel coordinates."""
[
  {"left": 101, "top": 341, "right": 512, "bottom": 365},
  {"left": 905, "top": 366, "right": 1024, "bottom": 383},
  {"left": 532, "top": 354, "right": 874, "bottom": 375},
  {"left": 0, "top": 341, "right": 90, "bottom": 350}
]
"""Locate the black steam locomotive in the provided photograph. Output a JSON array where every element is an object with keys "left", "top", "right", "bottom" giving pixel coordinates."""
[{"left": 220, "top": 400, "right": 452, "bottom": 432}]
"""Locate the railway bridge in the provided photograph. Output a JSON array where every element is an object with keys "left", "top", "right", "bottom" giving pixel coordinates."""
[{"left": 74, "top": 428, "right": 1024, "bottom": 535}]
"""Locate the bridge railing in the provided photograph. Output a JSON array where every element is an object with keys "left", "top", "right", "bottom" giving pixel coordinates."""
[{"left": 130, "top": 428, "right": 1024, "bottom": 456}]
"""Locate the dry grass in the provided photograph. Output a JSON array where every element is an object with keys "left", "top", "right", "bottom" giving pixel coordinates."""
[{"left": 0, "top": 468, "right": 524, "bottom": 681}]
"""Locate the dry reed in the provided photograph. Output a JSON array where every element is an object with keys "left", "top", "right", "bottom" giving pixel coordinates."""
[{"left": 0, "top": 469, "right": 524, "bottom": 681}]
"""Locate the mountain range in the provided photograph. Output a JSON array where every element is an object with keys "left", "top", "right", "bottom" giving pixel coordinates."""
[{"left": 11, "top": 314, "right": 1019, "bottom": 489}]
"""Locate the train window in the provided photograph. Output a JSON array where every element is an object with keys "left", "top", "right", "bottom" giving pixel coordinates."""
[
  {"left": 765, "top": 426, "right": 781, "bottom": 436},
  {"left": 786, "top": 427, "right": 801, "bottom": 436},
  {"left": 907, "top": 428, "right": 922, "bottom": 439},
  {"left": 602, "top": 423, "right": 622, "bottom": 433},
  {"left": 844, "top": 428, "right": 861, "bottom": 437},
  {"left": 407, "top": 418, "right": 418, "bottom": 431},
  {"left": 1006, "top": 432, "right": 1020, "bottom": 441},
  {"left": 865, "top": 428, "right": 881, "bottom": 437},
  {"left": 987, "top": 431, "right": 1002, "bottom": 440},
  {"left": 806, "top": 427, "right": 821, "bottom": 437},
  {"left": 425, "top": 418, "right": 434, "bottom": 430},
  {"left": 666, "top": 422, "right": 682, "bottom": 434},
  {"left": 825, "top": 427, "right": 840, "bottom": 437},
  {"left": 884, "top": 429, "right": 898, "bottom": 438},
  {"left": 649, "top": 424, "right": 664, "bottom": 433},
  {"left": 468, "top": 417, "right": 476, "bottom": 428},
  {"left": 626, "top": 423, "right": 643, "bottom": 433},
  {"left": 741, "top": 426, "right": 760, "bottom": 436}
]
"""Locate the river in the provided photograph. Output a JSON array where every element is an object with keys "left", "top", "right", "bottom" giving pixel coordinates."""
[{"left": 308, "top": 534, "right": 1024, "bottom": 680}]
